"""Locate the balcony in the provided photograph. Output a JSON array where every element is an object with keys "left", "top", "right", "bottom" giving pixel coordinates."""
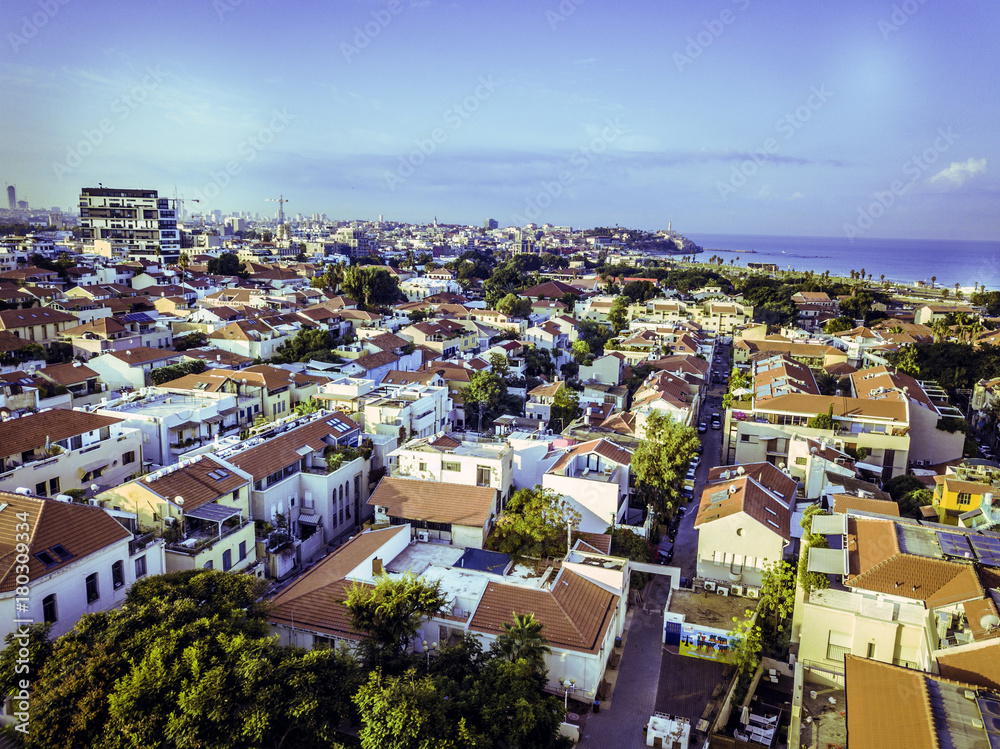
[{"left": 164, "top": 515, "right": 249, "bottom": 556}]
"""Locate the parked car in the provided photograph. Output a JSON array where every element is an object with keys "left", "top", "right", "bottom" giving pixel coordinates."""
[{"left": 698, "top": 422, "right": 708, "bottom": 433}]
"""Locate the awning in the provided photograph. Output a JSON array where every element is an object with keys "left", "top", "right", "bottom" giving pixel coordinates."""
[
  {"left": 184, "top": 503, "right": 242, "bottom": 523},
  {"left": 78, "top": 459, "right": 109, "bottom": 479},
  {"left": 220, "top": 405, "right": 240, "bottom": 414},
  {"left": 298, "top": 513, "right": 323, "bottom": 525},
  {"left": 811, "top": 513, "right": 848, "bottom": 536},
  {"left": 171, "top": 421, "right": 198, "bottom": 432},
  {"left": 807, "top": 547, "right": 848, "bottom": 576},
  {"left": 203, "top": 415, "right": 224, "bottom": 424},
  {"left": 855, "top": 461, "right": 883, "bottom": 474}
]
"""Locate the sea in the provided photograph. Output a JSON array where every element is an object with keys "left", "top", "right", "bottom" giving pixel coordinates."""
[{"left": 683, "top": 233, "right": 1000, "bottom": 291}]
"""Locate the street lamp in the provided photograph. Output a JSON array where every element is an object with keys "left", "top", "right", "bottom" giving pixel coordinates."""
[
  {"left": 561, "top": 677, "right": 576, "bottom": 708},
  {"left": 421, "top": 639, "right": 438, "bottom": 667}
]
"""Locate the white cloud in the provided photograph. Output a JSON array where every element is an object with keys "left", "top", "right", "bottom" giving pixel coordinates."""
[{"left": 929, "top": 157, "right": 987, "bottom": 187}]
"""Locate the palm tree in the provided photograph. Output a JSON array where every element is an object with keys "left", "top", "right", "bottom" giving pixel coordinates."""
[
  {"left": 493, "top": 612, "right": 551, "bottom": 675},
  {"left": 931, "top": 275, "right": 937, "bottom": 288}
]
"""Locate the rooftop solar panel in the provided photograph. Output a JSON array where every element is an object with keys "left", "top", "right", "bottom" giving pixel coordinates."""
[{"left": 936, "top": 531, "right": 974, "bottom": 558}]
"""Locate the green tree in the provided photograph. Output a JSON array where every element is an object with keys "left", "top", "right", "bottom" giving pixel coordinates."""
[
  {"left": 492, "top": 613, "right": 551, "bottom": 676},
  {"left": 488, "top": 351, "right": 511, "bottom": 380},
  {"left": 548, "top": 385, "right": 581, "bottom": 433},
  {"left": 343, "top": 266, "right": 402, "bottom": 308},
  {"left": 150, "top": 359, "right": 207, "bottom": 386},
  {"left": 206, "top": 252, "right": 245, "bottom": 276},
  {"left": 571, "top": 339, "right": 591, "bottom": 365},
  {"left": 621, "top": 280, "right": 659, "bottom": 303},
  {"left": 631, "top": 410, "right": 700, "bottom": 517},
  {"left": 344, "top": 573, "right": 447, "bottom": 672},
  {"left": 354, "top": 669, "right": 478, "bottom": 749},
  {"left": 606, "top": 526, "right": 655, "bottom": 589},
  {"left": 823, "top": 316, "right": 855, "bottom": 334},
  {"left": 496, "top": 293, "right": 532, "bottom": 318},
  {"left": 172, "top": 331, "right": 208, "bottom": 351},
  {"left": 607, "top": 296, "right": 630, "bottom": 334},
  {"left": 460, "top": 370, "right": 515, "bottom": 431},
  {"left": 271, "top": 328, "right": 340, "bottom": 364},
  {"left": 488, "top": 485, "right": 581, "bottom": 559},
  {"left": 3, "top": 570, "right": 359, "bottom": 749},
  {"left": 483, "top": 262, "right": 523, "bottom": 308}
]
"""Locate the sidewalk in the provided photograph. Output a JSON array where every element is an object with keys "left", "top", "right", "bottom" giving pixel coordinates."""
[{"left": 577, "top": 575, "right": 670, "bottom": 747}]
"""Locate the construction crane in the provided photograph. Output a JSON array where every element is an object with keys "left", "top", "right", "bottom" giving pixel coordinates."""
[
  {"left": 172, "top": 187, "right": 199, "bottom": 223},
  {"left": 265, "top": 195, "right": 289, "bottom": 225}
]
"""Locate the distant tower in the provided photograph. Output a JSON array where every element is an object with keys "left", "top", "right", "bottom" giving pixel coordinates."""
[
  {"left": 668, "top": 221, "right": 672, "bottom": 233},
  {"left": 434, "top": 216, "right": 437, "bottom": 228},
  {"left": 6, "top": 185, "right": 14, "bottom": 210}
]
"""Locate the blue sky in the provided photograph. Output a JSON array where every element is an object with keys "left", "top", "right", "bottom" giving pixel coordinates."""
[{"left": 1, "top": 0, "right": 997, "bottom": 239}]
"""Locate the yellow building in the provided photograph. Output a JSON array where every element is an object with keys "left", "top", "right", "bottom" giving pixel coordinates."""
[{"left": 932, "top": 474, "right": 996, "bottom": 525}]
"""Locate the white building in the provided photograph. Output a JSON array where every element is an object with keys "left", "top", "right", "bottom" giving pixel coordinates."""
[{"left": 0, "top": 491, "right": 166, "bottom": 642}]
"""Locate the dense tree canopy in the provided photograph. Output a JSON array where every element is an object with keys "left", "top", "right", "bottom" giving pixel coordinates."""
[
  {"left": 631, "top": 410, "right": 700, "bottom": 517},
  {"left": 345, "top": 573, "right": 448, "bottom": 673},
  {"left": 342, "top": 266, "right": 402, "bottom": 308},
  {"left": 0, "top": 570, "right": 360, "bottom": 749},
  {"left": 206, "top": 252, "right": 246, "bottom": 277},
  {"left": 488, "top": 485, "right": 581, "bottom": 559},
  {"left": 149, "top": 359, "right": 207, "bottom": 385}
]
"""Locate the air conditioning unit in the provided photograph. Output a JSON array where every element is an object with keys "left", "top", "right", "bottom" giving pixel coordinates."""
[
  {"left": 417, "top": 530, "right": 430, "bottom": 543},
  {"left": 730, "top": 584, "right": 745, "bottom": 597},
  {"left": 704, "top": 581, "right": 717, "bottom": 592},
  {"left": 716, "top": 586, "right": 730, "bottom": 597},
  {"left": 746, "top": 587, "right": 760, "bottom": 599}
]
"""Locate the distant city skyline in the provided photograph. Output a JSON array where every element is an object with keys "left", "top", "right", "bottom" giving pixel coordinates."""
[{"left": 1, "top": 0, "right": 996, "bottom": 240}]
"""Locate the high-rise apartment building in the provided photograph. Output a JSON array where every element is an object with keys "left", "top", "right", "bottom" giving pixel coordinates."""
[
  {"left": 6, "top": 186, "right": 14, "bottom": 211},
  {"left": 79, "top": 187, "right": 180, "bottom": 260}
]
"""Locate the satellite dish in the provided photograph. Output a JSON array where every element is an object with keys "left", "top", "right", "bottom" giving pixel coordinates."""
[
  {"left": 981, "top": 614, "right": 1000, "bottom": 630},
  {"left": 736, "top": 466, "right": 745, "bottom": 475},
  {"left": 90, "top": 484, "right": 99, "bottom": 493},
  {"left": 729, "top": 484, "right": 738, "bottom": 495}
]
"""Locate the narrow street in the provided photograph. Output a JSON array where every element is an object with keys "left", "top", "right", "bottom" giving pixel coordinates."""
[{"left": 670, "top": 349, "right": 730, "bottom": 582}]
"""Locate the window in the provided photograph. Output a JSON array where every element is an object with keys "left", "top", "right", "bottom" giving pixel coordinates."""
[
  {"left": 419, "top": 462, "right": 427, "bottom": 472},
  {"left": 42, "top": 594, "right": 57, "bottom": 623},
  {"left": 442, "top": 461, "right": 460, "bottom": 472},
  {"left": 740, "top": 434, "right": 751, "bottom": 443},
  {"left": 85, "top": 573, "right": 99, "bottom": 604},
  {"left": 826, "top": 631, "right": 851, "bottom": 662},
  {"left": 794, "top": 456, "right": 807, "bottom": 466},
  {"left": 134, "top": 555, "right": 147, "bottom": 578},
  {"left": 866, "top": 642, "right": 876, "bottom": 659},
  {"left": 223, "top": 549, "right": 232, "bottom": 571},
  {"left": 957, "top": 493, "right": 972, "bottom": 505},
  {"left": 238, "top": 541, "right": 247, "bottom": 560},
  {"left": 35, "top": 481, "right": 46, "bottom": 496},
  {"left": 49, "top": 477, "right": 60, "bottom": 495},
  {"left": 122, "top": 451, "right": 135, "bottom": 465},
  {"left": 112, "top": 560, "right": 124, "bottom": 589},
  {"left": 203, "top": 560, "right": 213, "bottom": 570},
  {"left": 476, "top": 465, "right": 491, "bottom": 487}
]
